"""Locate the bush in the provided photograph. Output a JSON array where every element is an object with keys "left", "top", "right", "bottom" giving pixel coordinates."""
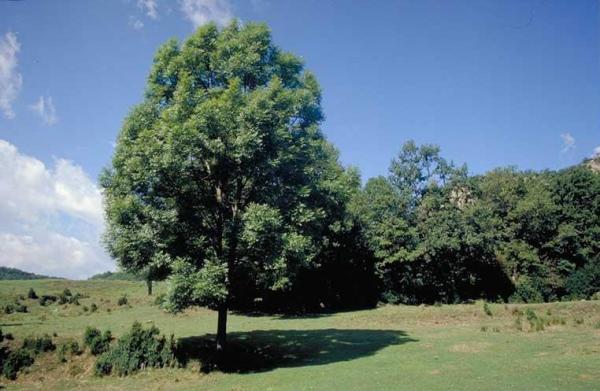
[
  {"left": 83, "top": 327, "right": 112, "bottom": 355},
  {"left": 483, "top": 302, "right": 493, "bottom": 316},
  {"left": 117, "top": 296, "right": 128, "bottom": 306},
  {"left": 22, "top": 334, "right": 55, "bottom": 354},
  {"left": 2, "top": 349, "right": 34, "bottom": 380},
  {"left": 39, "top": 295, "right": 57, "bottom": 306},
  {"left": 94, "top": 322, "right": 177, "bottom": 376},
  {"left": 90, "top": 303, "right": 98, "bottom": 312},
  {"left": 62, "top": 288, "right": 72, "bottom": 297},
  {"left": 57, "top": 341, "right": 82, "bottom": 362},
  {"left": 154, "top": 293, "right": 166, "bottom": 306},
  {"left": 566, "top": 259, "right": 600, "bottom": 299},
  {"left": 2, "top": 303, "right": 25, "bottom": 314},
  {"left": 58, "top": 293, "right": 69, "bottom": 305},
  {"left": 3, "top": 304, "right": 14, "bottom": 314},
  {"left": 27, "top": 288, "right": 38, "bottom": 299}
]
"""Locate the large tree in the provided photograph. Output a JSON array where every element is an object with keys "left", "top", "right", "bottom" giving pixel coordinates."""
[{"left": 101, "top": 21, "right": 356, "bottom": 352}]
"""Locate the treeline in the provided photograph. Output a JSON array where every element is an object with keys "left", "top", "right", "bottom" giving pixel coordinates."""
[
  {"left": 242, "top": 142, "right": 600, "bottom": 310},
  {"left": 0, "top": 267, "right": 57, "bottom": 280}
]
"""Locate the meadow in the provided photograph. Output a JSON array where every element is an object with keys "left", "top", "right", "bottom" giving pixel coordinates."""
[{"left": 0, "top": 279, "right": 599, "bottom": 390}]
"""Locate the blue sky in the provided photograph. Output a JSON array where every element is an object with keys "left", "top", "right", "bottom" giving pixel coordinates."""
[{"left": 0, "top": 0, "right": 599, "bottom": 278}]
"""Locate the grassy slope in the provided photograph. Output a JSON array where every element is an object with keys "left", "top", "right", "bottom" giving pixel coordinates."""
[{"left": 0, "top": 280, "right": 599, "bottom": 390}]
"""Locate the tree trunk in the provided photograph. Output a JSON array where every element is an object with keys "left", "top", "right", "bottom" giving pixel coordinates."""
[
  {"left": 146, "top": 279, "right": 153, "bottom": 296},
  {"left": 216, "top": 304, "right": 227, "bottom": 352}
]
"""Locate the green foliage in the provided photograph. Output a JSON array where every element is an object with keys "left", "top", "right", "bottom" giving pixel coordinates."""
[
  {"left": 2, "top": 349, "right": 33, "bottom": 380},
  {"left": 90, "top": 303, "right": 98, "bottom": 312},
  {"left": 117, "top": 296, "right": 128, "bottom": 306},
  {"left": 22, "top": 334, "right": 55, "bottom": 354},
  {"left": 566, "top": 258, "right": 600, "bottom": 299},
  {"left": 0, "top": 266, "right": 56, "bottom": 280},
  {"left": 483, "top": 302, "right": 493, "bottom": 317},
  {"left": 57, "top": 341, "right": 82, "bottom": 362},
  {"left": 94, "top": 322, "right": 177, "bottom": 376},
  {"left": 39, "top": 295, "right": 57, "bottom": 306},
  {"left": 102, "top": 21, "right": 358, "bottom": 340},
  {"left": 27, "top": 288, "right": 37, "bottom": 299},
  {"left": 88, "top": 271, "right": 143, "bottom": 281},
  {"left": 83, "top": 327, "right": 112, "bottom": 355},
  {"left": 3, "top": 303, "right": 27, "bottom": 314}
]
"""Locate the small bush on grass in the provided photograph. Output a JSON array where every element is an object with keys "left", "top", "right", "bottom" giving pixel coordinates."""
[
  {"left": 94, "top": 322, "right": 177, "bottom": 376},
  {"left": 154, "top": 293, "right": 166, "bottom": 306},
  {"left": 22, "top": 335, "right": 55, "bottom": 354},
  {"left": 62, "top": 288, "right": 72, "bottom": 297},
  {"left": 83, "top": 327, "right": 112, "bottom": 355},
  {"left": 27, "top": 288, "right": 38, "bottom": 299},
  {"left": 39, "top": 295, "right": 57, "bottom": 306},
  {"left": 2, "top": 349, "right": 34, "bottom": 380},
  {"left": 117, "top": 296, "right": 128, "bottom": 306},
  {"left": 90, "top": 303, "right": 98, "bottom": 312},
  {"left": 483, "top": 302, "right": 493, "bottom": 316},
  {"left": 57, "top": 341, "right": 82, "bottom": 362}
]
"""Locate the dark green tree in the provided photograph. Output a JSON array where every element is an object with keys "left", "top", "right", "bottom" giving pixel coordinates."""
[{"left": 101, "top": 21, "right": 356, "bottom": 352}]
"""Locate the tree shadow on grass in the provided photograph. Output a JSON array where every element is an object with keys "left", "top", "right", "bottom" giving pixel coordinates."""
[{"left": 176, "top": 328, "right": 416, "bottom": 373}]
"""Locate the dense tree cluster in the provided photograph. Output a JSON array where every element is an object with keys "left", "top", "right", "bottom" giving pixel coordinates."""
[
  {"left": 102, "top": 21, "right": 600, "bottom": 350},
  {"left": 353, "top": 142, "right": 600, "bottom": 304}
]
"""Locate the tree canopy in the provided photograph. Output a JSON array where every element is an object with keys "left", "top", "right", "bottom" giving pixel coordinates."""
[{"left": 101, "top": 21, "right": 358, "bottom": 350}]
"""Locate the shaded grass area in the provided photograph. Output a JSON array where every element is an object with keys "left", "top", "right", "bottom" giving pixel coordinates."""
[
  {"left": 176, "top": 328, "right": 415, "bottom": 373},
  {"left": 0, "top": 279, "right": 599, "bottom": 390}
]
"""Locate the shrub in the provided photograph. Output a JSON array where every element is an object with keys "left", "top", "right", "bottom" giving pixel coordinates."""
[
  {"left": 154, "top": 293, "right": 166, "bottom": 306},
  {"left": 27, "top": 288, "right": 38, "bottom": 299},
  {"left": 69, "top": 293, "right": 83, "bottom": 305},
  {"left": 62, "top": 288, "right": 72, "bottom": 297},
  {"left": 2, "top": 349, "right": 34, "bottom": 380},
  {"left": 483, "top": 302, "right": 493, "bottom": 316},
  {"left": 39, "top": 295, "right": 57, "bottom": 306},
  {"left": 22, "top": 334, "right": 55, "bottom": 354},
  {"left": 591, "top": 292, "right": 600, "bottom": 301},
  {"left": 90, "top": 303, "right": 98, "bottom": 312},
  {"left": 57, "top": 341, "right": 82, "bottom": 362},
  {"left": 117, "top": 296, "right": 128, "bottom": 306},
  {"left": 4, "top": 333, "right": 13, "bottom": 340},
  {"left": 566, "top": 259, "right": 600, "bottom": 299},
  {"left": 83, "top": 306, "right": 89, "bottom": 312},
  {"left": 2, "top": 303, "right": 25, "bottom": 314},
  {"left": 58, "top": 293, "right": 69, "bottom": 305},
  {"left": 94, "top": 322, "right": 177, "bottom": 376},
  {"left": 83, "top": 327, "right": 112, "bottom": 355}
]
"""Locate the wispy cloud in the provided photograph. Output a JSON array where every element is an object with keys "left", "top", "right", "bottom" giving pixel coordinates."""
[
  {"left": 30, "top": 96, "right": 58, "bottom": 125},
  {"left": 0, "top": 139, "right": 112, "bottom": 279},
  {"left": 560, "top": 132, "right": 575, "bottom": 153},
  {"left": 180, "top": 0, "right": 233, "bottom": 28},
  {"left": 138, "top": 0, "right": 158, "bottom": 19},
  {"left": 592, "top": 146, "right": 600, "bottom": 159},
  {"left": 0, "top": 32, "right": 22, "bottom": 119},
  {"left": 129, "top": 16, "right": 145, "bottom": 30}
]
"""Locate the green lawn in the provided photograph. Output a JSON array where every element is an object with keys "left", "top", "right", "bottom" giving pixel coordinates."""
[{"left": 1, "top": 279, "right": 599, "bottom": 390}]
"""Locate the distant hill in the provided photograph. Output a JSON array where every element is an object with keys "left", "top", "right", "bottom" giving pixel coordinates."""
[
  {"left": 0, "top": 266, "right": 58, "bottom": 280},
  {"left": 88, "top": 271, "right": 142, "bottom": 281}
]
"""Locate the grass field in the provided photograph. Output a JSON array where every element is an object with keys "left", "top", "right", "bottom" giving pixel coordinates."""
[{"left": 1, "top": 279, "right": 599, "bottom": 390}]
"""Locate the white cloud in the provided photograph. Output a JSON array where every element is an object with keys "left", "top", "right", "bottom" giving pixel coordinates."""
[
  {"left": 560, "top": 132, "right": 575, "bottom": 153},
  {"left": 0, "top": 32, "right": 22, "bottom": 119},
  {"left": 129, "top": 16, "right": 145, "bottom": 30},
  {"left": 592, "top": 146, "right": 600, "bottom": 159},
  {"left": 0, "top": 139, "right": 113, "bottom": 279},
  {"left": 30, "top": 96, "right": 58, "bottom": 125},
  {"left": 180, "top": 0, "right": 233, "bottom": 28},
  {"left": 138, "top": 0, "right": 159, "bottom": 19}
]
